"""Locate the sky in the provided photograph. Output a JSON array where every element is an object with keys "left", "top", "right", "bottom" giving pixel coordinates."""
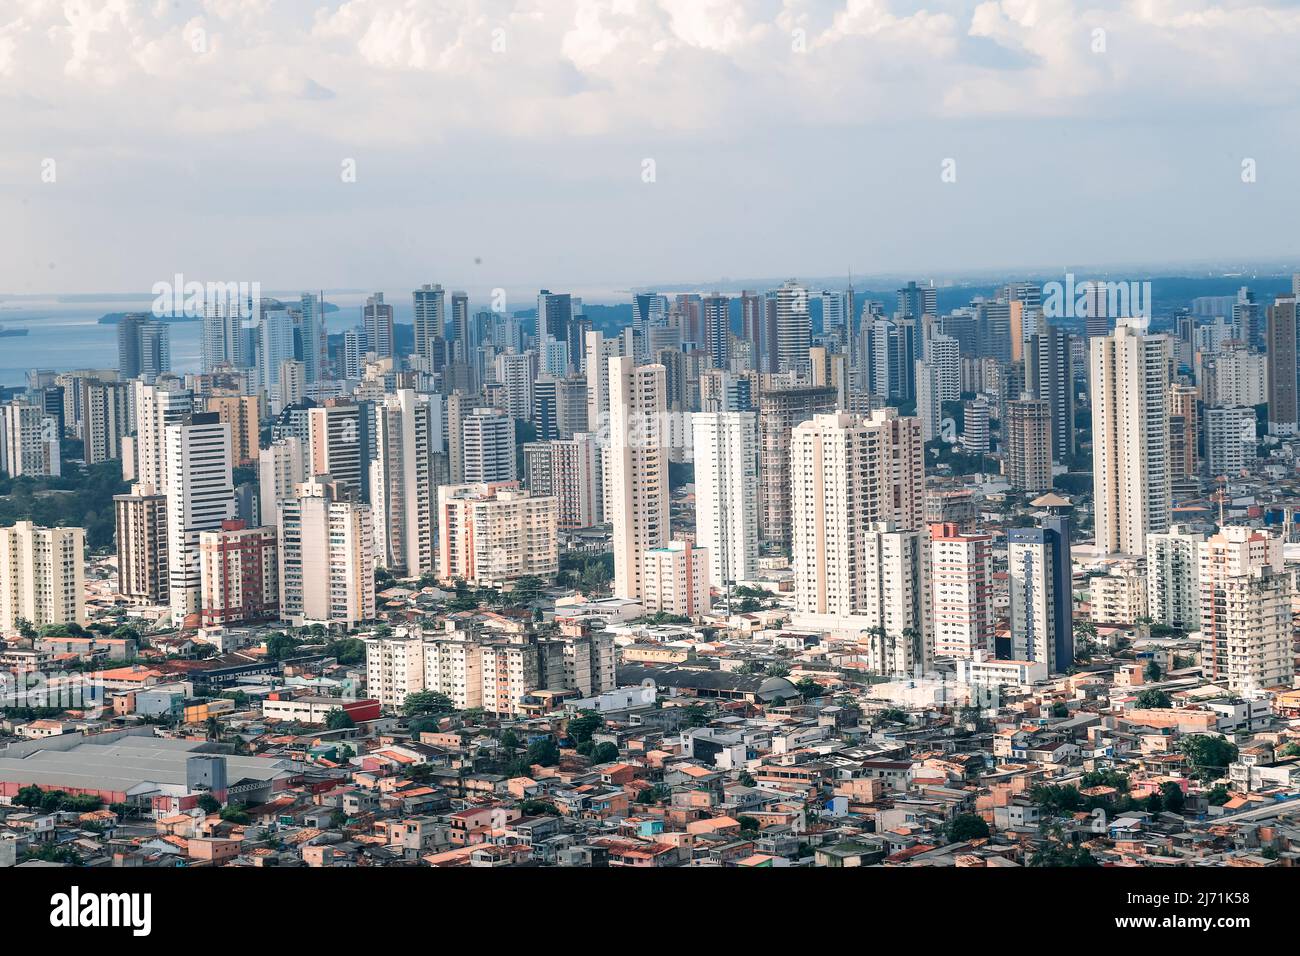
[{"left": 4, "top": 0, "right": 1300, "bottom": 303}]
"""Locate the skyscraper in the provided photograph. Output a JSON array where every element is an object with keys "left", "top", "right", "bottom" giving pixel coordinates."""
[
  {"left": 757, "top": 384, "right": 838, "bottom": 550},
  {"left": 277, "top": 475, "right": 375, "bottom": 628},
  {"left": 299, "top": 292, "right": 327, "bottom": 385},
  {"left": 702, "top": 292, "right": 730, "bottom": 370},
  {"left": 1091, "top": 324, "right": 1172, "bottom": 556},
  {"left": 461, "top": 407, "right": 517, "bottom": 484},
  {"left": 370, "top": 389, "right": 441, "bottom": 578},
  {"left": 363, "top": 292, "right": 395, "bottom": 360},
  {"left": 165, "top": 412, "right": 235, "bottom": 623},
  {"left": 929, "top": 523, "right": 993, "bottom": 660},
  {"left": 114, "top": 482, "right": 169, "bottom": 606},
  {"left": 413, "top": 283, "right": 446, "bottom": 371},
  {"left": 608, "top": 357, "right": 668, "bottom": 601},
  {"left": 130, "top": 379, "right": 192, "bottom": 490},
  {"left": 1198, "top": 525, "right": 1291, "bottom": 694},
  {"left": 0, "top": 522, "right": 85, "bottom": 637},
  {"left": 766, "top": 280, "right": 811, "bottom": 375},
  {"left": 790, "top": 412, "right": 926, "bottom": 622},
  {"left": 1267, "top": 294, "right": 1298, "bottom": 434},
  {"left": 1025, "top": 324, "right": 1075, "bottom": 463},
  {"left": 692, "top": 411, "right": 759, "bottom": 589},
  {"left": 1004, "top": 398, "right": 1053, "bottom": 492},
  {"left": 1008, "top": 507, "right": 1073, "bottom": 673}
]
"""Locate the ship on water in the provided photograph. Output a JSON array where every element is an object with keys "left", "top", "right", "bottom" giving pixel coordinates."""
[{"left": 0, "top": 324, "right": 29, "bottom": 337}]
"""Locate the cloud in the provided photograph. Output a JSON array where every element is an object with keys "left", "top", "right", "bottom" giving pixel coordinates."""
[{"left": 4, "top": 1, "right": 1300, "bottom": 292}]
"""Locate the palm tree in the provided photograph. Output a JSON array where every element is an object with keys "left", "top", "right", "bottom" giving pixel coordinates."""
[
  {"left": 869, "top": 626, "right": 887, "bottom": 676},
  {"left": 901, "top": 627, "right": 922, "bottom": 677}
]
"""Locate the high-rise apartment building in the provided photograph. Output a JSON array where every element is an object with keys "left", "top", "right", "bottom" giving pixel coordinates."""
[
  {"left": 413, "top": 283, "right": 446, "bottom": 371},
  {"left": 1091, "top": 324, "right": 1172, "bottom": 556},
  {"left": 198, "top": 519, "right": 279, "bottom": 627},
  {"left": 114, "top": 482, "right": 169, "bottom": 606},
  {"left": 765, "top": 280, "right": 812, "bottom": 375},
  {"left": 1004, "top": 398, "right": 1053, "bottom": 492},
  {"left": 1266, "top": 294, "right": 1298, "bottom": 434},
  {"left": 608, "top": 357, "right": 668, "bottom": 601},
  {"left": 363, "top": 292, "right": 395, "bottom": 360},
  {"left": 691, "top": 411, "right": 759, "bottom": 588},
  {"left": 929, "top": 523, "right": 993, "bottom": 660},
  {"left": 370, "top": 389, "right": 441, "bottom": 578},
  {"left": 522, "top": 434, "right": 601, "bottom": 529},
  {"left": 758, "top": 384, "right": 837, "bottom": 549},
  {"left": 437, "top": 483, "right": 559, "bottom": 586},
  {"left": 277, "top": 475, "right": 375, "bottom": 628},
  {"left": 1199, "top": 525, "right": 1291, "bottom": 694},
  {"left": 790, "top": 411, "right": 925, "bottom": 622},
  {"left": 206, "top": 394, "right": 260, "bottom": 468},
  {"left": 461, "top": 407, "right": 517, "bottom": 484},
  {"left": 1146, "top": 525, "right": 1209, "bottom": 632},
  {"left": 165, "top": 412, "right": 235, "bottom": 623},
  {"left": 1025, "top": 324, "right": 1075, "bottom": 462},
  {"left": 0, "top": 402, "right": 61, "bottom": 478},
  {"left": 641, "top": 540, "right": 710, "bottom": 620},
  {"left": 0, "top": 522, "right": 85, "bottom": 637},
  {"left": 1008, "top": 512, "right": 1073, "bottom": 673}
]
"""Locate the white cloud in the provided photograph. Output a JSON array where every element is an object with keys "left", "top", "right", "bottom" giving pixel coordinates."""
[{"left": 4, "top": 0, "right": 1300, "bottom": 291}]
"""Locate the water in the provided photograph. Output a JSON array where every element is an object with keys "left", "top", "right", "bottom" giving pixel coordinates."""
[{"left": 0, "top": 293, "right": 376, "bottom": 388}]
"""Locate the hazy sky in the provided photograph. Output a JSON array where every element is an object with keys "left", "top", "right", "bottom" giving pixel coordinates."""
[{"left": 4, "top": 0, "right": 1300, "bottom": 301}]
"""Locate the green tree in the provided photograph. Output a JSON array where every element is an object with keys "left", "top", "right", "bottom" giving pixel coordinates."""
[
  {"left": 1135, "top": 689, "right": 1172, "bottom": 709},
  {"left": 567, "top": 710, "right": 603, "bottom": 744},
  {"left": 14, "top": 784, "right": 44, "bottom": 808},
  {"left": 526, "top": 738, "right": 560, "bottom": 768},
  {"left": 795, "top": 678, "right": 822, "bottom": 699},
  {"left": 738, "top": 815, "right": 761, "bottom": 834},
  {"left": 264, "top": 632, "right": 303, "bottom": 662},
  {"left": 1144, "top": 661, "right": 1163, "bottom": 682},
  {"left": 519, "top": 799, "right": 560, "bottom": 816},
  {"left": 1160, "top": 781, "right": 1186, "bottom": 814},
  {"left": 945, "top": 813, "right": 990, "bottom": 842},
  {"left": 402, "top": 691, "right": 454, "bottom": 718},
  {"left": 590, "top": 742, "right": 619, "bottom": 764},
  {"left": 325, "top": 708, "right": 355, "bottom": 730},
  {"left": 219, "top": 803, "right": 251, "bottom": 824},
  {"left": 1205, "top": 784, "right": 1231, "bottom": 806},
  {"left": 1178, "top": 735, "right": 1239, "bottom": 782},
  {"left": 196, "top": 794, "right": 221, "bottom": 814}
]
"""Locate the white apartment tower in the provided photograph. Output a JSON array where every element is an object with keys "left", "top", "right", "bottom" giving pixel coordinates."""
[
  {"left": 929, "top": 523, "right": 993, "bottom": 660},
  {"left": 0, "top": 522, "right": 85, "bottom": 637},
  {"left": 461, "top": 407, "right": 517, "bottom": 484},
  {"left": 609, "top": 357, "right": 669, "bottom": 600},
  {"left": 1199, "top": 526, "right": 1292, "bottom": 694},
  {"left": 691, "top": 411, "right": 760, "bottom": 588},
  {"left": 1146, "top": 525, "right": 1209, "bottom": 631},
  {"left": 437, "top": 483, "right": 559, "bottom": 586},
  {"left": 790, "top": 410, "right": 925, "bottom": 619},
  {"left": 165, "top": 412, "right": 235, "bottom": 623},
  {"left": 278, "top": 476, "right": 376, "bottom": 628},
  {"left": 1091, "top": 324, "right": 1172, "bottom": 556},
  {"left": 370, "top": 389, "right": 440, "bottom": 578},
  {"left": 0, "top": 402, "right": 61, "bottom": 478},
  {"left": 641, "top": 540, "right": 711, "bottom": 621}
]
